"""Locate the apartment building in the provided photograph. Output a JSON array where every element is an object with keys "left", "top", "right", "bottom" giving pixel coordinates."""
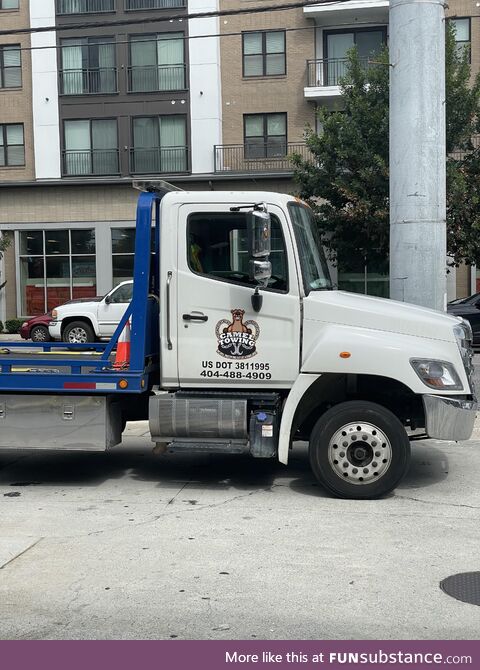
[
  {"left": 218, "top": 0, "right": 477, "bottom": 298},
  {"left": 0, "top": 0, "right": 478, "bottom": 320}
]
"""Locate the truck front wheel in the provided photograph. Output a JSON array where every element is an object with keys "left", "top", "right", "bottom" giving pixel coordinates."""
[
  {"left": 309, "top": 400, "right": 411, "bottom": 499},
  {"left": 63, "top": 321, "right": 95, "bottom": 344}
]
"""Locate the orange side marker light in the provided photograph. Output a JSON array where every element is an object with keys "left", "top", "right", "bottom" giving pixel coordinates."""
[{"left": 339, "top": 352, "right": 351, "bottom": 359}]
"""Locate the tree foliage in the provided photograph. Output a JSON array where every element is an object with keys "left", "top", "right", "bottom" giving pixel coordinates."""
[{"left": 292, "top": 25, "right": 480, "bottom": 273}]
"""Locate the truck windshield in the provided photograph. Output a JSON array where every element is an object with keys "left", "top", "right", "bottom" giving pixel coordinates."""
[{"left": 288, "top": 202, "right": 333, "bottom": 293}]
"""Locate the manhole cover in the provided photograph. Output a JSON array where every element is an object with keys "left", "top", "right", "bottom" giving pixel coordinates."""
[{"left": 440, "top": 572, "right": 480, "bottom": 606}]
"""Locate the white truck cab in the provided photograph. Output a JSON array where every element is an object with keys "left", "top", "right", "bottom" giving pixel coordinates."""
[
  {"left": 149, "top": 190, "right": 476, "bottom": 498},
  {"left": 49, "top": 280, "right": 133, "bottom": 343}
]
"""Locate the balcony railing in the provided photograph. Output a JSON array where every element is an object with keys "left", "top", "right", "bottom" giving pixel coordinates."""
[
  {"left": 62, "top": 150, "right": 120, "bottom": 176},
  {"left": 127, "top": 65, "right": 186, "bottom": 93},
  {"left": 59, "top": 68, "right": 118, "bottom": 95},
  {"left": 307, "top": 57, "right": 370, "bottom": 87},
  {"left": 125, "top": 0, "right": 186, "bottom": 9},
  {"left": 451, "top": 135, "right": 480, "bottom": 160},
  {"left": 56, "top": 0, "right": 115, "bottom": 14},
  {"left": 214, "top": 143, "right": 310, "bottom": 174},
  {"left": 130, "top": 147, "right": 188, "bottom": 174}
]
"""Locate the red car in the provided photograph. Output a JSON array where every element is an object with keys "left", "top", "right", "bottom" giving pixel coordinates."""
[{"left": 20, "top": 313, "right": 52, "bottom": 342}]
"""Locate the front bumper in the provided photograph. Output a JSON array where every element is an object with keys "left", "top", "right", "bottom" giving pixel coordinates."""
[
  {"left": 48, "top": 321, "right": 62, "bottom": 340},
  {"left": 423, "top": 394, "right": 477, "bottom": 441}
]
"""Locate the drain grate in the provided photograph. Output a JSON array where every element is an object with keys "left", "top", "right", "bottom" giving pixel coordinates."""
[{"left": 440, "top": 572, "right": 480, "bottom": 606}]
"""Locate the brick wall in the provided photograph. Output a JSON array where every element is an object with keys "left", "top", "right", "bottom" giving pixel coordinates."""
[
  {"left": 0, "top": 1, "right": 35, "bottom": 181},
  {"left": 219, "top": 0, "right": 315, "bottom": 146}
]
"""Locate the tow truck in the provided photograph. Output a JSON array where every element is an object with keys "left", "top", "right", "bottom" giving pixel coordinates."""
[{"left": 0, "top": 182, "right": 476, "bottom": 499}]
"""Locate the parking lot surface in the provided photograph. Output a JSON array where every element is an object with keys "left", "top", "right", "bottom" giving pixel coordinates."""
[{"left": 1, "top": 417, "right": 480, "bottom": 640}]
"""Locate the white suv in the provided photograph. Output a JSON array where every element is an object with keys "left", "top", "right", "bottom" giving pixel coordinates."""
[{"left": 49, "top": 281, "right": 133, "bottom": 343}]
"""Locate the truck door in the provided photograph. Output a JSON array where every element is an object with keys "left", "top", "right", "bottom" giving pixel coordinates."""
[{"left": 176, "top": 203, "right": 301, "bottom": 388}]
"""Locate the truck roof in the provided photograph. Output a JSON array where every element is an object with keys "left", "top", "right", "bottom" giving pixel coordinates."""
[{"left": 160, "top": 190, "right": 298, "bottom": 208}]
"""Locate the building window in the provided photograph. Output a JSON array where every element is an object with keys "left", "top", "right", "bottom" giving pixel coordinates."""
[
  {"left": 450, "top": 18, "right": 471, "bottom": 60},
  {"left": 242, "top": 31, "right": 286, "bottom": 77},
  {"left": 323, "top": 28, "right": 386, "bottom": 85},
  {"left": 131, "top": 115, "right": 187, "bottom": 173},
  {"left": 128, "top": 33, "right": 185, "bottom": 92},
  {"left": 63, "top": 119, "right": 119, "bottom": 176},
  {"left": 112, "top": 228, "right": 136, "bottom": 286},
  {"left": 244, "top": 113, "right": 287, "bottom": 159},
  {"left": 19, "top": 229, "right": 97, "bottom": 315},
  {"left": 60, "top": 37, "right": 116, "bottom": 95},
  {"left": 0, "top": 0, "right": 19, "bottom": 8},
  {"left": 56, "top": 0, "right": 115, "bottom": 15},
  {"left": 125, "top": 0, "right": 186, "bottom": 10},
  {"left": 0, "top": 124, "right": 24, "bottom": 167},
  {"left": 0, "top": 45, "right": 21, "bottom": 88}
]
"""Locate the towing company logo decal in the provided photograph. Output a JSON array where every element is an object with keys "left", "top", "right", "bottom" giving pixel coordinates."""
[{"left": 215, "top": 309, "right": 260, "bottom": 359}]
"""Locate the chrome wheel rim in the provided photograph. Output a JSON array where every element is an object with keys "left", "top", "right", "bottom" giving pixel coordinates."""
[
  {"left": 68, "top": 327, "right": 88, "bottom": 343},
  {"left": 32, "top": 328, "right": 47, "bottom": 342},
  {"left": 328, "top": 422, "right": 392, "bottom": 485}
]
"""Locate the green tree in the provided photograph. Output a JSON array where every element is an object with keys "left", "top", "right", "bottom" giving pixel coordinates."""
[{"left": 292, "top": 25, "right": 480, "bottom": 280}]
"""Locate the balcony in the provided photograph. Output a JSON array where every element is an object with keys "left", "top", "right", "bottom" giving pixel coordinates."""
[
  {"left": 451, "top": 135, "right": 480, "bottom": 160},
  {"left": 62, "top": 150, "right": 120, "bottom": 176},
  {"left": 304, "top": 0, "right": 388, "bottom": 25},
  {"left": 214, "top": 143, "right": 311, "bottom": 174},
  {"left": 125, "top": 0, "right": 186, "bottom": 9},
  {"left": 59, "top": 68, "right": 118, "bottom": 95},
  {"left": 56, "top": 0, "right": 115, "bottom": 15},
  {"left": 305, "top": 57, "right": 370, "bottom": 100},
  {"left": 130, "top": 147, "right": 189, "bottom": 174},
  {"left": 127, "top": 65, "right": 186, "bottom": 93}
]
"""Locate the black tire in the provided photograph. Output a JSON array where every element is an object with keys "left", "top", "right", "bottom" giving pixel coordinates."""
[
  {"left": 309, "top": 400, "right": 411, "bottom": 499},
  {"left": 30, "top": 325, "right": 51, "bottom": 342},
  {"left": 62, "top": 320, "right": 95, "bottom": 344}
]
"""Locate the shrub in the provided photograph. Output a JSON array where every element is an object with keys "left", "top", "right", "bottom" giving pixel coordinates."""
[{"left": 5, "top": 319, "right": 23, "bottom": 334}]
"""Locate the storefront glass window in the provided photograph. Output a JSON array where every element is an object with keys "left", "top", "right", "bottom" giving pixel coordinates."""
[{"left": 19, "top": 229, "right": 96, "bottom": 315}]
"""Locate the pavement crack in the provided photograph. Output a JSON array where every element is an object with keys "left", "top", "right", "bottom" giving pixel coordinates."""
[
  {"left": 166, "top": 481, "right": 190, "bottom": 507},
  {"left": 395, "top": 493, "right": 480, "bottom": 510},
  {"left": 0, "top": 538, "right": 43, "bottom": 571}
]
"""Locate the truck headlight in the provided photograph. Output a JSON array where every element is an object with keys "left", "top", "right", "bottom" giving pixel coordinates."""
[{"left": 410, "top": 359, "right": 463, "bottom": 390}]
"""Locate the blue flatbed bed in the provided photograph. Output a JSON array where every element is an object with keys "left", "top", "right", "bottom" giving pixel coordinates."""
[{"left": 0, "top": 190, "right": 161, "bottom": 395}]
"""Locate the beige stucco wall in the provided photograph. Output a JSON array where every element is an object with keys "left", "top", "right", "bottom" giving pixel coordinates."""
[{"left": 0, "top": 1, "right": 35, "bottom": 182}]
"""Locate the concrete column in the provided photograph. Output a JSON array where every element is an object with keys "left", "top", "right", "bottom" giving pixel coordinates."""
[{"left": 389, "top": 0, "right": 446, "bottom": 310}]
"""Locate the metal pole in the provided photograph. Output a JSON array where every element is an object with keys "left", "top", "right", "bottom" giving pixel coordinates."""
[{"left": 389, "top": 0, "right": 446, "bottom": 311}]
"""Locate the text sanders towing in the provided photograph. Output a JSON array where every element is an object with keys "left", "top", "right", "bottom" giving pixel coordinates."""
[{"left": 0, "top": 182, "right": 476, "bottom": 499}]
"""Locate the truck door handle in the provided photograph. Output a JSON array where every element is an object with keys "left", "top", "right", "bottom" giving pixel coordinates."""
[
  {"left": 183, "top": 313, "right": 208, "bottom": 322},
  {"left": 166, "top": 271, "right": 173, "bottom": 351}
]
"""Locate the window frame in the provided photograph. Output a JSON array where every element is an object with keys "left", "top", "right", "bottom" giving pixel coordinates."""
[
  {"left": 128, "top": 32, "right": 186, "bottom": 93},
  {"left": 186, "top": 211, "right": 290, "bottom": 294},
  {"left": 242, "top": 30, "right": 286, "bottom": 78},
  {"left": 0, "top": 44, "right": 21, "bottom": 89},
  {"left": 0, "top": 0, "right": 19, "bottom": 10},
  {"left": 243, "top": 112, "right": 287, "bottom": 160},
  {"left": 448, "top": 17, "right": 471, "bottom": 63},
  {"left": 18, "top": 228, "right": 97, "bottom": 315},
  {"left": 323, "top": 26, "right": 388, "bottom": 60},
  {"left": 131, "top": 113, "right": 188, "bottom": 173},
  {"left": 62, "top": 117, "right": 119, "bottom": 176},
  {"left": 0, "top": 123, "right": 25, "bottom": 167}
]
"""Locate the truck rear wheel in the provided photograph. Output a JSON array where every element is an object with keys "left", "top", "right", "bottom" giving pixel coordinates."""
[{"left": 309, "top": 400, "right": 410, "bottom": 499}]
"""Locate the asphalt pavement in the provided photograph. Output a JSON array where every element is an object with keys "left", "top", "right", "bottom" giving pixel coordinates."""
[{"left": 0, "top": 342, "right": 479, "bottom": 640}]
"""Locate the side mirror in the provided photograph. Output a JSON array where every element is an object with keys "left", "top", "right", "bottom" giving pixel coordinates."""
[
  {"left": 249, "top": 259, "right": 272, "bottom": 283},
  {"left": 104, "top": 295, "right": 112, "bottom": 305},
  {"left": 247, "top": 209, "right": 271, "bottom": 259}
]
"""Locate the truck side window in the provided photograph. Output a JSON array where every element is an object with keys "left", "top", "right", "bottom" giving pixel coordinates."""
[
  {"left": 187, "top": 212, "right": 288, "bottom": 291},
  {"left": 110, "top": 283, "right": 133, "bottom": 303}
]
